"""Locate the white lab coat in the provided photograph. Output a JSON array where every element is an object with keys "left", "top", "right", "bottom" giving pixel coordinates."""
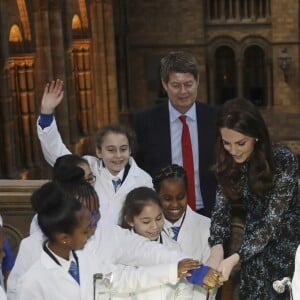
[
  {"left": 7, "top": 231, "right": 44, "bottom": 300},
  {"left": 292, "top": 245, "right": 300, "bottom": 299},
  {"left": 16, "top": 247, "right": 179, "bottom": 300},
  {"left": 16, "top": 248, "right": 95, "bottom": 300},
  {"left": 165, "top": 206, "right": 215, "bottom": 300},
  {"left": 86, "top": 157, "right": 153, "bottom": 224},
  {"left": 0, "top": 285, "right": 7, "bottom": 300},
  {"left": 37, "top": 118, "right": 153, "bottom": 224},
  {"left": 121, "top": 230, "right": 193, "bottom": 300},
  {"left": 8, "top": 218, "right": 186, "bottom": 300}
]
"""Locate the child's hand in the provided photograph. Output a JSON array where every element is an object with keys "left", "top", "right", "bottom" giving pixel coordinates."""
[
  {"left": 177, "top": 258, "right": 200, "bottom": 278},
  {"left": 202, "top": 267, "right": 221, "bottom": 290},
  {"left": 41, "top": 79, "right": 64, "bottom": 114}
]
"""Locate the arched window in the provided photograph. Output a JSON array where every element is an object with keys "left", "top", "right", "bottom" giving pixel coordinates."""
[
  {"left": 215, "top": 46, "right": 237, "bottom": 104},
  {"left": 243, "top": 45, "right": 266, "bottom": 106}
]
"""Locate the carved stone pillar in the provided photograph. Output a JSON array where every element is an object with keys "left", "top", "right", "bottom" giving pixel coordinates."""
[
  {"left": 114, "top": 0, "right": 131, "bottom": 123},
  {"left": 63, "top": 0, "right": 80, "bottom": 144},
  {"left": 0, "top": 7, "right": 18, "bottom": 178},
  {"left": 266, "top": 58, "right": 273, "bottom": 108},
  {"left": 89, "top": 0, "right": 119, "bottom": 127},
  {"left": 48, "top": 0, "right": 69, "bottom": 143},
  {"left": 0, "top": 66, "right": 19, "bottom": 178},
  {"left": 208, "top": 58, "right": 216, "bottom": 105},
  {"left": 237, "top": 56, "right": 243, "bottom": 98}
]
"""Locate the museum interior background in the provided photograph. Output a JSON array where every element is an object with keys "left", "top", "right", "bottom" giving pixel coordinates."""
[{"left": 0, "top": 1, "right": 300, "bottom": 299}]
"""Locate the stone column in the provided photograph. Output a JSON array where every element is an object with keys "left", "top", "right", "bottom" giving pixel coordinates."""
[
  {"left": 0, "top": 2, "right": 18, "bottom": 178},
  {"left": 89, "top": 0, "right": 119, "bottom": 127},
  {"left": 64, "top": 0, "right": 79, "bottom": 144},
  {"left": 47, "top": 0, "right": 69, "bottom": 143},
  {"left": 114, "top": 0, "right": 131, "bottom": 123},
  {"left": 237, "top": 56, "right": 243, "bottom": 98}
]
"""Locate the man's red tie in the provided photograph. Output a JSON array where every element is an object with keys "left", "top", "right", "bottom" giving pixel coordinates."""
[{"left": 179, "top": 115, "right": 196, "bottom": 210}]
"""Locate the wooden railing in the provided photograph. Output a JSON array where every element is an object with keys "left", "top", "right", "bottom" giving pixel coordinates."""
[{"left": 0, "top": 180, "right": 47, "bottom": 256}]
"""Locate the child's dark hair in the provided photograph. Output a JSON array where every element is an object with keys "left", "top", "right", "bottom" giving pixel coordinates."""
[
  {"left": 153, "top": 164, "right": 188, "bottom": 192},
  {"left": 51, "top": 155, "right": 99, "bottom": 212},
  {"left": 120, "top": 187, "right": 162, "bottom": 229},
  {"left": 31, "top": 181, "right": 83, "bottom": 241},
  {"left": 53, "top": 154, "right": 88, "bottom": 183},
  {"left": 95, "top": 123, "right": 136, "bottom": 154}
]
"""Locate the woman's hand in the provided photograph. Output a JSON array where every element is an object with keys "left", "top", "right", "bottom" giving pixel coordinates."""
[
  {"left": 205, "top": 244, "right": 224, "bottom": 270},
  {"left": 218, "top": 253, "right": 240, "bottom": 283},
  {"left": 41, "top": 79, "right": 64, "bottom": 114},
  {"left": 177, "top": 258, "right": 201, "bottom": 278}
]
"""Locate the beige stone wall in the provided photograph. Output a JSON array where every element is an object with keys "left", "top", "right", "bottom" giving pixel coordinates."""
[
  {"left": 121, "top": 0, "right": 300, "bottom": 114},
  {"left": 271, "top": 0, "right": 300, "bottom": 112}
]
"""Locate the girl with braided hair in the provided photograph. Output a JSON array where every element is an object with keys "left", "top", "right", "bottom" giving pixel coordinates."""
[{"left": 153, "top": 164, "right": 216, "bottom": 300}]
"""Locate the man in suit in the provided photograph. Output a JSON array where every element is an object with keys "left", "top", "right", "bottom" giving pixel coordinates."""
[{"left": 133, "top": 51, "right": 218, "bottom": 217}]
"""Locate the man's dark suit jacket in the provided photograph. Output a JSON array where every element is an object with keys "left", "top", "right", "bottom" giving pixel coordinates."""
[{"left": 132, "top": 101, "right": 218, "bottom": 217}]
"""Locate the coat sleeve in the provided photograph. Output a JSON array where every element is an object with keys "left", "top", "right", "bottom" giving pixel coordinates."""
[
  {"left": 174, "top": 280, "right": 193, "bottom": 300},
  {"left": 237, "top": 147, "right": 299, "bottom": 261},
  {"left": 37, "top": 117, "right": 71, "bottom": 166},
  {"left": 112, "top": 225, "right": 186, "bottom": 266},
  {"left": 7, "top": 240, "right": 35, "bottom": 300},
  {"left": 208, "top": 186, "right": 231, "bottom": 247},
  {"left": 97, "top": 262, "right": 179, "bottom": 295}
]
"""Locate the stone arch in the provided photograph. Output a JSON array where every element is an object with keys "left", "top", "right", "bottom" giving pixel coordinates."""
[
  {"left": 207, "top": 35, "right": 239, "bottom": 61},
  {"left": 206, "top": 36, "right": 239, "bottom": 104},
  {"left": 72, "top": 14, "right": 82, "bottom": 30},
  {"left": 239, "top": 35, "right": 272, "bottom": 61},
  {"left": 9, "top": 24, "right": 23, "bottom": 43}
]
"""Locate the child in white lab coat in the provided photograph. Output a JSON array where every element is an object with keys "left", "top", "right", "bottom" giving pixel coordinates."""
[
  {"left": 153, "top": 164, "right": 217, "bottom": 300},
  {"left": 16, "top": 181, "right": 97, "bottom": 300},
  {"left": 37, "top": 79, "right": 152, "bottom": 224},
  {"left": 16, "top": 181, "right": 200, "bottom": 300},
  {"left": 29, "top": 154, "right": 97, "bottom": 234},
  {"left": 9, "top": 155, "right": 200, "bottom": 300},
  {"left": 10, "top": 158, "right": 100, "bottom": 299},
  {"left": 120, "top": 186, "right": 193, "bottom": 299}
]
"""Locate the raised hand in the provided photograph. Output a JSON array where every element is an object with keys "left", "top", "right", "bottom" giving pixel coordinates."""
[
  {"left": 177, "top": 258, "right": 200, "bottom": 278},
  {"left": 41, "top": 79, "right": 64, "bottom": 114}
]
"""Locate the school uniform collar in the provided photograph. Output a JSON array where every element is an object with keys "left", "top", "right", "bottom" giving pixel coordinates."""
[
  {"left": 102, "top": 163, "right": 125, "bottom": 182},
  {"left": 164, "top": 213, "right": 185, "bottom": 228},
  {"left": 168, "top": 101, "right": 196, "bottom": 123},
  {"left": 43, "top": 242, "right": 78, "bottom": 272}
]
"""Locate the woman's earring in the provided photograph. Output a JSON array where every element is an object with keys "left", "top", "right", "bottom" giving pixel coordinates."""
[{"left": 255, "top": 138, "right": 259, "bottom": 142}]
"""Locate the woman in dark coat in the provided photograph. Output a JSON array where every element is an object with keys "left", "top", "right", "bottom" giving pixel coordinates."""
[{"left": 207, "top": 98, "right": 300, "bottom": 299}]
